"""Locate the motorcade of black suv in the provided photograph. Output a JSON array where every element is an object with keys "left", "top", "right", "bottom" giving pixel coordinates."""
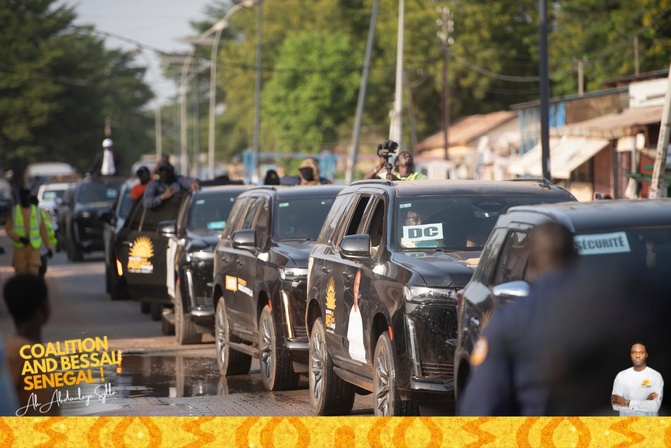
[
  {"left": 57, "top": 177, "right": 124, "bottom": 261},
  {"left": 101, "top": 179, "right": 138, "bottom": 300},
  {"left": 164, "top": 185, "right": 251, "bottom": 345},
  {"left": 212, "top": 185, "right": 343, "bottom": 391},
  {"left": 305, "top": 179, "right": 576, "bottom": 416},
  {"left": 112, "top": 191, "right": 187, "bottom": 322},
  {"left": 454, "top": 198, "right": 671, "bottom": 405}
]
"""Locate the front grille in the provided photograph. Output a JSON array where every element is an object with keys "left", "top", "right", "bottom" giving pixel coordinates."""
[{"left": 421, "top": 362, "right": 454, "bottom": 378}]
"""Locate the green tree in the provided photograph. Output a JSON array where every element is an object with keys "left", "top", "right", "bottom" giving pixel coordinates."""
[
  {"left": 263, "top": 31, "right": 362, "bottom": 153},
  {"left": 0, "top": 0, "right": 153, "bottom": 178}
]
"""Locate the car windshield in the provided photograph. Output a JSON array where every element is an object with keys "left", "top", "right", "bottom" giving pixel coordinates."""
[
  {"left": 395, "top": 195, "right": 567, "bottom": 251},
  {"left": 76, "top": 182, "right": 119, "bottom": 205},
  {"left": 574, "top": 226, "right": 671, "bottom": 272},
  {"left": 274, "top": 196, "right": 337, "bottom": 241},
  {"left": 188, "top": 193, "right": 238, "bottom": 231}
]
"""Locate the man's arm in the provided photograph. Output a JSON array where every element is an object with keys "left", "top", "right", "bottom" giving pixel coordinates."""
[
  {"left": 611, "top": 374, "right": 628, "bottom": 412},
  {"left": 88, "top": 153, "right": 102, "bottom": 176},
  {"left": 630, "top": 376, "right": 663, "bottom": 413},
  {"left": 5, "top": 209, "right": 18, "bottom": 241},
  {"left": 143, "top": 181, "right": 164, "bottom": 210}
]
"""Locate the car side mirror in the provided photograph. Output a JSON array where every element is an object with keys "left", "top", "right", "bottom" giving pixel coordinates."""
[
  {"left": 232, "top": 229, "right": 257, "bottom": 251},
  {"left": 339, "top": 234, "right": 375, "bottom": 268},
  {"left": 55, "top": 198, "right": 63, "bottom": 206},
  {"left": 491, "top": 280, "right": 530, "bottom": 302},
  {"left": 158, "top": 220, "right": 177, "bottom": 237}
]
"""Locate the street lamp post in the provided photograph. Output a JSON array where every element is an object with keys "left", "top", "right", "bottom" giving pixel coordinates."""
[
  {"left": 208, "top": 0, "right": 256, "bottom": 180},
  {"left": 134, "top": 48, "right": 162, "bottom": 160}
]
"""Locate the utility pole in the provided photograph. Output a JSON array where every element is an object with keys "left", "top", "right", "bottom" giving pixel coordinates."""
[
  {"left": 252, "top": 0, "right": 263, "bottom": 184},
  {"left": 539, "top": 0, "right": 551, "bottom": 180},
  {"left": 634, "top": 36, "right": 640, "bottom": 76},
  {"left": 389, "top": 0, "right": 405, "bottom": 145},
  {"left": 577, "top": 59, "right": 584, "bottom": 96},
  {"left": 437, "top": 6, "right": 453, "bottom": 161},
  {"left": 346, "top": 0, "right": 380, "bottom": 184},
  {"left": 649, "top": 63, "right": 671, "bottom": 199}
]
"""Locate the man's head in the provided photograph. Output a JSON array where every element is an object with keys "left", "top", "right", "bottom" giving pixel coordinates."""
[
  {"left": 136, "top": 166, "right": 151, "bottom": 185},
  {"left": 102, "top": 138, "right": 113, "bottom": 149},
  {"left": 298, "top": 159, "right": 320, "bottom": 184},
  {"left": 3, "top": 274, "right": 49, "bottom": 330},
  {"left": 394, "top": 151, "right": 415, "bottom": 169},
  {"left": 405, "top": 211, "right": 422, "bottom": 226},
  {"left": 19, "top": 188, "right": 32, "bottom": 208},
  {"left": 156, "top": 161, "right": 176, "bottom": 184},
  {"left": 631, "top": 343, "right": 648, "bottom": 369},
  {"left": 527, "top": 222, "right": 578, "bottom": 281}
]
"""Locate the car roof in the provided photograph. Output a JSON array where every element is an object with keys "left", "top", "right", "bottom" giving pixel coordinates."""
[
  {"left": 346, "top": 179, "right": 574, "bottom": 199},
  {"left": 241, "top": 185, "right": 344, "bottom": 199},
  {"left": 198, "top": 184, "right": 254, "bottom": 197},
  {"left": 38, "top": 182, "right": 74, "bottom": 191},
  {"left": 500, "top": 199, "right": 671, "bottom": 232}
]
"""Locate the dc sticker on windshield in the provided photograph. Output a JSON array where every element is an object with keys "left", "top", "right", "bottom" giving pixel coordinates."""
[
  {"left": 403, "top": 223, "right": 443, "bottom": 242},
  {"left": 127, "top": 236, "right": 154, "bottom": 273},
  {"left": 574, "top": 232, "right": 630, "bottom": 255}
]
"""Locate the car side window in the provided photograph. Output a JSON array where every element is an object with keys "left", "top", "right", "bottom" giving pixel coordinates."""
[
  {"left": 476, "top": 229, "right": 507, "bottom": 284},
  {"left": 240, "top": 197, "right": 261, "bottom": 230},
  {"left": 255, "top": 198, "right": 270, "bottom": 249},
  {"left": 492, "top": 231, "right": 531, "bottom": 285},
  {"left": 176, "top": 194, "right": 191, "bottom": 236},
  {"left": 222, "top": 197, "right": 249, "bottom": 238},
  {"left": 335, "top": 194, "right": 371, "bottom": 246},
  {"left": 125, "top": 200, "right": 145, "bottom": 231},
  {"left": 360, "top": 197, "right": 385, "bottom": 258},
  {"left": 317, "top": 193, "right": 352, "bottom": 244}
]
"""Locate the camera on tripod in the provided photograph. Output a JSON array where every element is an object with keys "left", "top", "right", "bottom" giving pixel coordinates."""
[{"left": 376, "top": 140, "right": 399, "bottom": 179}]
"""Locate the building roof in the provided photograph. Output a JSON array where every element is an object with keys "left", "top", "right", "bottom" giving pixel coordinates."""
[
  {"left": 550, "top": 105, "right": 663, "bottom": 139},
  {"left": 414, "top": 110, "right": 517, "bottom": 153}
]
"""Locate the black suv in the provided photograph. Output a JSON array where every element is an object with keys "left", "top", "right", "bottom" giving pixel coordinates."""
[
  {"left": 454, "top": 198, "right": 671, "bottom": 403},
  {"left": 57, "top": 177, "right": 124, "bottom": 261},
  {"left": 166, "top": 185, "right": 250, "bottom": 344},
  {"left": 306, "top": 179, "right": 576, "bottom": 416},
  {"left": 113, "top": 191, "right": 187, "bottom": 322},
  {"left": 212, "top": 185, "right": 343, "bottom": 391}
]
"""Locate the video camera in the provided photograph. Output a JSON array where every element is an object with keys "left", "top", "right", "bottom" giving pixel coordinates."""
[{"left": 377, "top": 140, "right": 399, "bottom": 179}]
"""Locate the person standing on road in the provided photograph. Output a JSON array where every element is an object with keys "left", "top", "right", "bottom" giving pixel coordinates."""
[
  {"left": 3, "top": 273, "right": 59, "bottom": 416},
  {"left": 89, "top": 138, "right": 122, "bottom": 177},
  {"left": 30, "top": 195, "right": 57, "bottom": 278},
  {"left": 5, "top": 189, "right": 52, "bottom": 276},
  {"left": 459, "top": 222, "right": 578, "bottom": 415},
  {"left": 364, "top": 151, "right": 427, "bottom": 181},
  {"left": 130, "top": 166, "right": 152, "bottom": 201},
  {"left": 143, "top": 160, "right": 200, "bottom": 210},
  {"left": 611, "top": 343, "right": 663, "bottom": 416}
]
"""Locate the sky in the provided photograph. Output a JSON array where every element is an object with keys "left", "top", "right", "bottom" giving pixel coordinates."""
[{"left": 69, "top": 0, "right": 214, "bottom": 106}]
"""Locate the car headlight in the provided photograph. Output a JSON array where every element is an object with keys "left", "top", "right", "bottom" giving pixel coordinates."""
[
  {"left": 79, "top": 211, "right": 92, "bottom": 219},
  {"left": 279, "top": 267, "right": 309, "bottom": 280},
  {"left": 404, "top": 286, "right": 456, "bottom": 304}
]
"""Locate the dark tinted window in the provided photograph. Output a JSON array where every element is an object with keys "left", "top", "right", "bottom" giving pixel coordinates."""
[
  {"left": 274, "top": 196, "right": 337, "bottom": 241},
  {"left": 188, "top": 192, "right": 239, "bottom": 231},
  {"left": 117, "top": 188, "right": 134, "bottom": 220},
  {"left": 493, "top": 231, "right": 530, "bottom": 284},
  {"left": 240, "top": 197, "right": 261, "bottom": 230},
  {"left": 221, "top": 197, "right": 249, "bottom": 238},
  {"left": 317, "top": 193, "right": 352, "bottom": 244},
  {"left": 395, "top": 195, "right": 566, "bottom": 251}
]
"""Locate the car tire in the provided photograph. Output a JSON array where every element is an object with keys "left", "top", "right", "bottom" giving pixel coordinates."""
[
  {"left": 67, "top": 228, "right": 83, "bottom": 262},
  {"left": 140, "top": 301, "right": 151, "bottom": 314},
  {"left": 150, "top": 303, "right": 162, "bottom": 321},
  {"left": 161, "top": 314, "right": 175, "bottom": 335},
  {"left": 309, "top": 318, "right": 355, "bottom": 415},
  {"left": 373, "top": 332, "right": 419, "bottom": 416},
  {"left": 259, "top": 305, "right": 299, "bottom": 391},
  {"left": 215, "top": 298, "right": 251, "bottom": 376},
  {"left": 110, "top": 275, "right": 129, "bottom": 301},
  {"left": 175, "top": 282, "right": 201, "bottom": 345}
]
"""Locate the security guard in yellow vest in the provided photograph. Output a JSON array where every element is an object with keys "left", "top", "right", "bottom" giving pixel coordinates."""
[
  {"left": 31, "top": 195, "right": 57, "bottom": 277},
  {"left": 5, "top": 189, "right": 53, "bottom": 276}
]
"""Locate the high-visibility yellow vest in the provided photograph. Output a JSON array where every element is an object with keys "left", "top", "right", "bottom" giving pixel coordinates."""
[
  {"left": 400, "top": 172, "right": 427, "bottom": 181},
  {"left": 12, "top": 205, "right": 42, "bottom": 249},
  {"left": 39, "top": 209, "right": 57, "bottom": 248}
]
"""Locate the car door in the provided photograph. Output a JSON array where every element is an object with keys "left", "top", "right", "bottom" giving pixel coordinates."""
[
  {"left": 226, "top": 196, "right": 263, "bottom": 337},
  {"left": 118, "top": 194, "right": 185, "bottom": 300},
  {"left": 322, "top": 193, "right": 373, "bottom": 363},
  {"left": 168, "top": 193, "right": 192, "bottom": 299}
]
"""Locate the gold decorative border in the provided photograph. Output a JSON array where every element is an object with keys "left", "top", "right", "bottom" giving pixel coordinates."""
[{"left": 2, "top": 416, "right": 671, "bottom": 447}]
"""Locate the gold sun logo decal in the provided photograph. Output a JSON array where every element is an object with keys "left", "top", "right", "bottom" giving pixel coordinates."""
[
  {"left": 129, "top": 237, "right": 154, "bottom": 259},
  {"left": 325, "top": 277, "right": 336, "bottom": 310}
]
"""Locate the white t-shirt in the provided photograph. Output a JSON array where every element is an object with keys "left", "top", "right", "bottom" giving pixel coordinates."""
[
  {"left": 101, "top": 149, "right": 116, "bottom": 175},
  {"left": 612, "top": 366, "right": 664, "bottom": 416},
  {"left": 347, "top": 305, "right": 366, "bottom": 364}
]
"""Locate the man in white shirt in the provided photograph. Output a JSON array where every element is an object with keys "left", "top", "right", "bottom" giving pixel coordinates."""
[
  {"left": 611, "top": 343, "right": 663, "bottom": 416},
  {"left": 89, "top": 138, "right": 121, "bottom": 176}
]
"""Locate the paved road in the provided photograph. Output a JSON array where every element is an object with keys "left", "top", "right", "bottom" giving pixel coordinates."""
[{"left": 0, "top": 228, "right": 375, "bottom": 416}]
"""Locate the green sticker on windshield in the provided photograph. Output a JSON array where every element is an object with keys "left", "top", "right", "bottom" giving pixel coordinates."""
[{"left": 196, "top": 199, "right": 205, "bottom": 205}]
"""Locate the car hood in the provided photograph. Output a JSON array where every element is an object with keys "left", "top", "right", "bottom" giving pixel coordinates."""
[
  {"left": 273, "top": 240, "right": 316, "bottom": 267},
  {"left": 392, "top": 250, "right": 481, "bottom": 288},
  {"left": 74, "top": 202, "right": 114, "bottom": 215}
]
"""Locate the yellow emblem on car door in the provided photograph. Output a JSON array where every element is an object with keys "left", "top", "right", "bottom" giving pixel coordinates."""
[{"left": 127, "top": 236, "right": 154, "bottom": 273}]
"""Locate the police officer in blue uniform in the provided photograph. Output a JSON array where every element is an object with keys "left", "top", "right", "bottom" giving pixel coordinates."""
[{"left": 459, "top": 222, "right": 578, "bottom": 415}]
